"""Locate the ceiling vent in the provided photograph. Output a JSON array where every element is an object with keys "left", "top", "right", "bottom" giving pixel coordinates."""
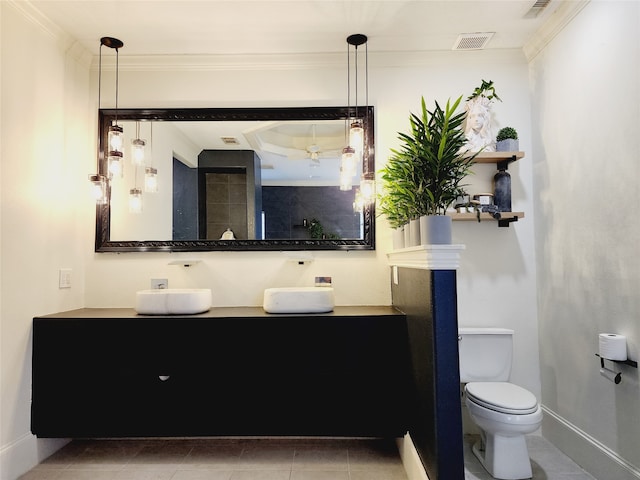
[
  {"left": 452, "top": 32, "right": 495, "bottom": 51},
  {"left": 525, "top": 0, "right": 553, "bottom": 18},
  {"left": 220, "top": 136, "right": 240, "bottom": 145}
]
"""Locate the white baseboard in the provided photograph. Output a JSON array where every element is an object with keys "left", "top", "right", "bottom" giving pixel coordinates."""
[
  {"left": 397, "top": 434, "right": 430, "bottom": 480},
  {"left": 541, "top": 405, "right": 640, "bottom": 480},
  {"left": 0, "top": 434, "right": 69, "bottom": 480}
]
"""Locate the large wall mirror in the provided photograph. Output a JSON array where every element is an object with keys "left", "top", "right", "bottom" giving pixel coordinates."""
[{"left": 95, "top": 106, "right": 375, "bottom": 252}]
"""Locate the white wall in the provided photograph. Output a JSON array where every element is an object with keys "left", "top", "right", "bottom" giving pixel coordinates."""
[
  {"left": 531, "top": 1, "right": 640, "bottom": 477},
  {"left": 2, "top": 5, "right": 540, "bottom": 479},
  {"left": 0, "top": 3, "right": 94, "bottom": 478},
  {"left": 87, "top": 54, "right": 539, "bottom": 406}
]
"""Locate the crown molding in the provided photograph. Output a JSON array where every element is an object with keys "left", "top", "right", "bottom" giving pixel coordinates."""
[
  {"left": 523, "top": 0, "right": 591, "bottom": 61},
  {"left": 7, "top": 0, "right": 92, "bottom": 67},
  {"left": 92, "top": 48, "right": 526, "bottom": 72}
]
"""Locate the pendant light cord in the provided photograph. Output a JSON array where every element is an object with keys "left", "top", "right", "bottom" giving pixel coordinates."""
[{"left": 114, "top": 46, "right": 119, "bottom": 124}]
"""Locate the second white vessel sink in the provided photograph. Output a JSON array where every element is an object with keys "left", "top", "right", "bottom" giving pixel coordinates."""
[
  {"left": 135, "top": 288, "right": 212, "bottom": 315},
  {"left": 263, "top": 287, "right": 334, "bottom": 314}
]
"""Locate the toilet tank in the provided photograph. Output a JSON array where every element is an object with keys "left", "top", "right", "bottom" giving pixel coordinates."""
[{"left": 458, "top": 327, "right": 513, "bottom": 383}]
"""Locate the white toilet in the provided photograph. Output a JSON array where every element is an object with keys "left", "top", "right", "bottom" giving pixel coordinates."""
[{"left": 458, "top": 327, "right": 542, "bottom": 480}]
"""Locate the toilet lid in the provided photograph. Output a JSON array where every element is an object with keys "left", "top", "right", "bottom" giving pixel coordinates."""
[{"left": 466, "top": 382, "right": 538, "bottom": 415}]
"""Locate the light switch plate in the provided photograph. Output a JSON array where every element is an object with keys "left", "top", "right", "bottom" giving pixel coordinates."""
[{"left": 59, "top": 268, "right": 72, "bottom": 289}]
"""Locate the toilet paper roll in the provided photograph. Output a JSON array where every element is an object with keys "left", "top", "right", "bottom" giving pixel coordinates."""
[{"left": 599, "top": 333, "right": 627, "bottom": 361}]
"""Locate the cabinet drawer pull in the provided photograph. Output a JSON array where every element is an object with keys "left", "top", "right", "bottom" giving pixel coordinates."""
[{"left": 158, "top": 375, "right": 170, "bottom": 381}]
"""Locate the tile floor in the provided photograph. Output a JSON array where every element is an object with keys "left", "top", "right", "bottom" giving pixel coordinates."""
[
  {"left": 19, "top": 435, "right": 598, "bottom": 480},
  {"left": 18, "top": 437, "right": 409, "bottom": 480},
  {"left": 464, "top": 434, "right": 598, "bottom": 480}
]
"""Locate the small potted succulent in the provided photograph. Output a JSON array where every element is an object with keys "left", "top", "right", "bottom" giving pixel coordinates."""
[{"left": 496, "top": 127, "right": 519, "bottom": 152}]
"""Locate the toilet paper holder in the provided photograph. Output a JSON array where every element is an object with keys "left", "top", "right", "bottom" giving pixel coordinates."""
[
  {"left": 595, "top": 354, "right": 637, "bottom": 384},
  {"left": 595, "top": 353, "right": 637, "bottom": 369}
]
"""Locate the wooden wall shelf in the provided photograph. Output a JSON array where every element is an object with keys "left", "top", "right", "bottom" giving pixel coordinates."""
[
  {"left": 471, "top": 151, "right": 525, "bottom": 163},
  {"left": 449, "top": 211, "right": 524, "bottom": 227}
]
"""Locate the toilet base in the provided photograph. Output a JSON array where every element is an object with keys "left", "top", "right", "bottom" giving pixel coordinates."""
[{"left": 472, "top": 431, "right": 533, "bottom": 480}]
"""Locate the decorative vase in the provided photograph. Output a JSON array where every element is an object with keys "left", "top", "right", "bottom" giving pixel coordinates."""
[
  {"left": 496, "top": 139, "right": 519, "bottom": 152},
  {"left": 392, "top": 227, "right": 405, "bottom": 250},
  {"left": 420, "top": 215, "right": 452, "bottom": 245},
  {"left": 493, "top": 169, "right": 512, "bottom": 212},
  {"left": 409, "top": 218, "right": 421, "bottom": 246}
]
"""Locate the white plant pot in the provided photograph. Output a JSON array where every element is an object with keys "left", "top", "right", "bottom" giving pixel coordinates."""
[
  {"left": 409, "top": 218, "right": 421, "bottom": 246},
  {"left": 496, "top": 139, "right": 519, "bottom": 152},
  {"left": 420, "top": 215, "right": 452, "bottom": 245},
  {"left": 403, "top": 222, "right": 412, "bottom": 248},
  {"left": 392, "top": 227, "right": 405, "bottom": 250}
]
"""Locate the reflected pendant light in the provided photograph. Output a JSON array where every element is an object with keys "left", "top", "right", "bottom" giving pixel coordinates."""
[
  {"left": 129, "top": 187, "right": 143, "bottom": 213},
  {"left": 144, "top": 167, "right": 158, "bottom": 193},
  {"left": 129, "top": 141, "right": 143, "bottom": 213},
  {"left": 144, "top": 122, "right": 158, "bottom": 192},
  {"left": 131, "top": 122, "right": 146, "bottom": 166}
]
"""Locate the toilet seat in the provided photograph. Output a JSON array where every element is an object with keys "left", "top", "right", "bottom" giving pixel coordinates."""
[{"left": 466, "top": 382, "right": 538, "bottom": 415}]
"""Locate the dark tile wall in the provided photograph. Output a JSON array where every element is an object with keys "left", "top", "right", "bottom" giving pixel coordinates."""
[
  {"left": 205, "top": 172, "right": 248, "bottom": 240},
  {"left": 262, "top": 186, "right": 361, "bottom": 240},
  {"left": 173, "top": 158, "right": 199, "bottom": 240}
]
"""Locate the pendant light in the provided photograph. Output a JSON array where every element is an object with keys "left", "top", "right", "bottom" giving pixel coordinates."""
[
  {"left": 89, "top": 36, "right": 124, "bottom": 203},
  {"left": 102, "top": 37, "right": 124, "bottom": 179},
  {"left": 347, "top": 34, "right": 367, "bottom": 158},
  {"left": 342, "top": 34, "right": 375, "bottom": 204}
]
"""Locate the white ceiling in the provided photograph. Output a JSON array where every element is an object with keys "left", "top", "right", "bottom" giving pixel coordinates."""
[{"left": 27, "top": 0, "right": 563, "bottom": 57}]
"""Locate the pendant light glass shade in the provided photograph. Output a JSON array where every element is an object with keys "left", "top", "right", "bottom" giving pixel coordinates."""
[
  {"left": 131, "top": 138, "right": 146, "bottom": 166},
  {"left": 339, "top": 170, "right": 353, "bottom": 191},
  {"left": 341, "top": 146, "right": 356, "bottom": 173},
  {"left": 353, "top": 190, "right": 364, "bottom": 212},
  {"left": 359, "top": 177, "right": 376, "bottom": 202},
  {"left": 108, "top": 124, "right": 123, "bottom": 153},
  {"left": 131, "top": 122, "right": 146, "bottom": 166},
  {"left": 349, "top": 120, "right": 364, "bottom": 156},
  {"left": 108, "top": 151, "right": 123, "bottom": 178},
  {"left": 129, "top": 188, "right": 143, "bottom": 213},
  {"left": 89, "top": 174, "right": 108, "bottom": 205},
  {"left": 144, "top": 167, "right": 158, "bottom": 193}
]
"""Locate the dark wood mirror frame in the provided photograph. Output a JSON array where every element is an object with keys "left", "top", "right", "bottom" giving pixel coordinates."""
[{"left": 95, "top": 106, "right": 375, "bottom": 252}]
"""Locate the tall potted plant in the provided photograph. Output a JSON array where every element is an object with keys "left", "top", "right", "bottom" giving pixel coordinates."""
[{"left": 380, "top": 95, "right": 478, "bottom": 244}]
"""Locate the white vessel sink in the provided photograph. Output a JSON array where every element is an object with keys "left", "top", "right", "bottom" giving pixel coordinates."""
[
  {"left": 135, "top": 288, "right": 212, "bottom": 315},
  {"left": 263, "top": 287, "right": 334, "bottom": 314}
]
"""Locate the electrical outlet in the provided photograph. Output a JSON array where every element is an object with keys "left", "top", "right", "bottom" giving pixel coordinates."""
[
  {"left": 151, "top": 278, "right": 168, "bottom": 289},
  {"left": 59, "top": 268, "right": 72, "bottom": 289}
]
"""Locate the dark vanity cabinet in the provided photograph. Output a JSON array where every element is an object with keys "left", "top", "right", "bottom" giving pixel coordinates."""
[{"left": 32, "top": 307, "right": 411, "bottom": 438}]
